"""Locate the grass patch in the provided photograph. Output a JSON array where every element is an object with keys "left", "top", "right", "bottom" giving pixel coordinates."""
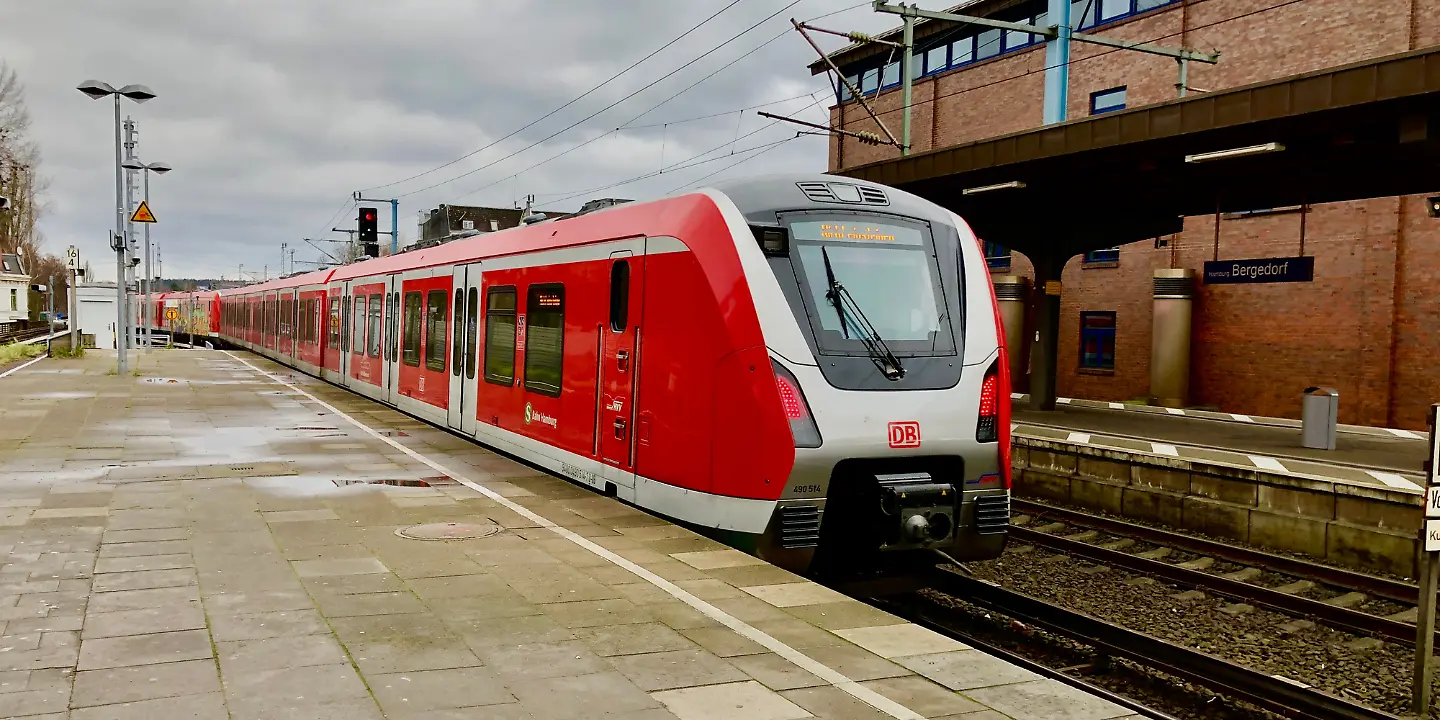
[
  {"left": 0, "top": 342, "right": 44, "bottom": 364},
  {"left": 50, "top": 345, "right": 85, "bottom": 359}
]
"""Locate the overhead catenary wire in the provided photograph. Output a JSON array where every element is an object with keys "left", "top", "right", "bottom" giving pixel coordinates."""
[
  {"left": 667, "top": 134, "right": 804, "bottom": 193},
  {"left": 358, "top": 0, "right": 748, "bottom": 194},
  {"left": 845, "top": 0, "right": 1303, "bottom": 127},
  {"left": 398, "top": 0, "right": 808, "bottom": 201},
  {"left": 534, "top": 93, "right": 828, "bottom": 204}
]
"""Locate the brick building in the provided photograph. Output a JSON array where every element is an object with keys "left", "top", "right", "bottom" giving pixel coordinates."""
[{"left": 815, "top": 0, "right": 1440, "bottom": 429}]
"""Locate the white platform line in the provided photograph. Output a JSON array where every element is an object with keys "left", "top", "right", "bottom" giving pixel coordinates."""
[
  {"left": 1151, "top": 443, "right": 1180, "bottom": 456},
  {"left": 1066, "top": 432, "right": 1092, "bottom": 444},
  {"left": 226, "top": 352, "right": 925, "bottom": 720},
  {"left": 1366, "top": 470, "right": 1423, "bottom": 491},
  {"left": 1248, "top": 455, "right": 1288, "bottom": 473},
  {"left": 1165, "top": 407, "right": 1185, "bottom": 416},
  {"left": 0, "top": 355, "right": 44, "bottom": 379},
  {"left": 1230, "top": 414, "right": 1254, "bottom": 423},
  {"left": 1385, "top": 428, "right": 1425, "bottom": 440}
]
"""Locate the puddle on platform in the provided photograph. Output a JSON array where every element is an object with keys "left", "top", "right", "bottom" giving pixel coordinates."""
[
  {"left": 142, "top": 377, "right": 187, "bottom": 385},
  {"left": 334, "top": 478, "right": 434, "bottom": 488}
]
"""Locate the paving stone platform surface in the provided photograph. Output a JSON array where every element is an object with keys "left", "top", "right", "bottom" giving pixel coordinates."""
[{"left": 0, "top": 350, "right": 1142, "bottom": 719}]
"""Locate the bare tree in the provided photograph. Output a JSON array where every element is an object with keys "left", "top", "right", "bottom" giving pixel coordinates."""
[{"left": 0, "top": 61, "right": 52, "bottom": 309}]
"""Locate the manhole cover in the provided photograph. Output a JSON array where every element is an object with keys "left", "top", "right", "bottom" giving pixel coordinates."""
[{"left": 396, "top": 522, "right": 502, "bottom": 541}]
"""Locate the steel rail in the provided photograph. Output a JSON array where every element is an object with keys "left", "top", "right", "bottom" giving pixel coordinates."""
[
  {"left": 1009, "top": 524, "right": 1426, "bottom": 647},
  {"left": 923, "top": 567, "right": 1402, "bottom": 720},
  {"left": 871, "top": 595, "right": 1181, "bottom": 720},
  {"left": 1013, "top": 498, "right": 1418, "bottom": 604}
]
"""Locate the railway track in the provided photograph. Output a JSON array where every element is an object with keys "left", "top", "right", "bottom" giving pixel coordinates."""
[
  {"left": 0, "top": 326, "right": 53, "bottom": 344},
  {"left": 1009, "top": 498, "right": 1425, "bottom": 647},
  {"left": 884, "top": 566, "right": 1401, "bottom": 720}
]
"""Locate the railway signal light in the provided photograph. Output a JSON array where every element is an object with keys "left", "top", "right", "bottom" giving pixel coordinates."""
[
  {"left": 358, "top": 206, "right": 379, "bottom": 258},
  {"left": 1428, "top": 196, "right": 1440, "bottom": 218}
]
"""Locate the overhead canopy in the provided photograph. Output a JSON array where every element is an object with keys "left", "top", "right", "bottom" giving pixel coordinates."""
[{"left": 836, "top": 46, "right": 1440, "bottom": 257}]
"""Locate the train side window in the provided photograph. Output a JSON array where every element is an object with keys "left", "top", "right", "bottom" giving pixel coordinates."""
[
  {"left": 341, "top": 296, "right": 352, "bottom": 353},
  {"left": 465, "top": 288, "right": 479, "bottom": 381},
  {"left": 524, "top": 284, "right": 564, "bottom": 398},
  {"left": 367, "top": 294, "right": 382, "bottom": 358},
  {"left": 609, "top": 260, "right": 629, "bottom": 332},
  {"left": 328, "top": 298, "right": 340, "bottom": 348},
  {"left": 425, "top": 290, "right": 448, "bottom": 373},
  {"left": 451, "top": 293, "right": 464, "bottom": 377},
  {"left": 483, "top": 287, "right": 516, "bottom": 386},
  {"left": 402, "top": 291, "right": 422, "bottom": 367},
  {"left": 384, "top": 292, "right": 396, "bottom": 362},
  {"left": 390, "top": 291, "right": 400, "bottom": 361},
  {"left": 352, "top": 296, "right": 366, "bottom": 356}
]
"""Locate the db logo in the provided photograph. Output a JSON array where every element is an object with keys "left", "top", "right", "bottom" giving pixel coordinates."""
[{"left": 888, "top": 421, "right": 921, "bottom": 448}]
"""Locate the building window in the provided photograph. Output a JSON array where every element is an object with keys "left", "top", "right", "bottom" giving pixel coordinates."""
[
  {"left": 860, "top": 68, "right": 879, "bottom": 94},
  {"left": 425, "top": 290, "right": 448, "bottom": 373},
  {"left": 1084, "top": 247, "right": 1121, "bottom": 264},
  {"left": 9, "top": 289, "right": 15, "bottom": 311},
  {"left": 483, "top": 287, "right": 516, "bottom": 386},
  {"left": 984, "top": 241, "right": 1012, "bottom": 270},
  {"left": 402, "top": 291, "right": 422, "bottom": 367},
  {"left": 975, "top": 28, "right": 1002, "bottom": 60},
  {"left": 524, "top": 284, "right": 565, "bottom": 398},
  {"left": 1080, "top": 312, "right": 1116, "bottom": 371},
  {"left": 925, "top": 45, "right": 947, "bottom": 74},
  {"left": 1091, "top": 86, "right": 1127, "bottom": 114},
  {"left": 880, "top": 60, "right": 900, "bottom": 88},
  {"left": 950, "top": 36, "right": 974, "bottom": 66},
  {"left": 1100, "top": 0, "right": 1131, "bottom": 21}
]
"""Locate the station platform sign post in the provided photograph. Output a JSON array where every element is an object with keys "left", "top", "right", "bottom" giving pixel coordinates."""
[{"left": 1414, "top": 403, "right": 1440, "bottom": 716}]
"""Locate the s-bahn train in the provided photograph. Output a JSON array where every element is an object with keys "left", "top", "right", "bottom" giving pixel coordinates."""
[{"left": 143, "top": 174, "right": 1012, "bottom": 576}]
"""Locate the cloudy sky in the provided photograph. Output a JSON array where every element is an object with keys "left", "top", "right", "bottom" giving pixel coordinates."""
[{"left": 2, "top": 0, "right": 898, "bottom": 282}]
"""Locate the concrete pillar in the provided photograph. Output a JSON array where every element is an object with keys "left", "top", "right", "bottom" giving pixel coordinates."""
[
  {"left": 1028, "top": 255, "right": 1066, "bottom": 411},
  {"left": 993, "top": 275, "right": 1029, "bottom": 391},
  {"left": 1150, "top": 269, "right": 1196, "bottom": 408}
]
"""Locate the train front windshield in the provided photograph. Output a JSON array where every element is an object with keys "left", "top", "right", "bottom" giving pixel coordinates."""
[{"left": 784, "top": 215, "right": 955, "bottom": 357}]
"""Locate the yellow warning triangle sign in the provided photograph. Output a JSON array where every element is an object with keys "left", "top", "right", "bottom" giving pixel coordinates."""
[{"left": 130, "top": 201, "right": 157, "bottom": 224}]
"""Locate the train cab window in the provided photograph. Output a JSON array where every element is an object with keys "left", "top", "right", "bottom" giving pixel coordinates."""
[
  {"left": 328, "top": 298, "right": 340, "bottom": 348},
  {"left": 352, "top": 296, "right": 366, "bottom": 356},
  {"left": 367, "top": 294, "right": 382, "bottom": 358},
  {"left": 523, "top": 285, "right": 564, "bottom": 398},
  {"left": 425, "top": 290, "right": 448, "bottom": 373},
  {"left": 483, "top": 287, "right": 517, "bottom": 386},
  {"left": 465, "top": 288, "right": 479, "bottom": 381},
  {"left": 341, "top": 296, "right": 352, "bottom": 353},
  {"left": 451, "top": 294, "right": 464, "bottom": 377},
  {"left": 402, "top": 291, "right": 422, "bottom": 367},
  {"left": 609, "top": 260, "right": 629, "bottom": 332}
]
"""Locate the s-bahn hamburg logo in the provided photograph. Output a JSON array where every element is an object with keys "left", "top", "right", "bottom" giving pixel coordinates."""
[
  {"left": 888, "top": 421, "right": 921, "bottom": 448},
  {"left": 524, "top": 402, "right": 558, "bottom": 429}
]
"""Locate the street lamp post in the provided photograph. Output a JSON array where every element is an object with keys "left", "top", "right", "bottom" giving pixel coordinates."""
[
  {"left": 76, "top": 80, "right": 155, "bottom": 374},
  {"left": 121, "top": 159, "right": 170, "bottom": 351}
]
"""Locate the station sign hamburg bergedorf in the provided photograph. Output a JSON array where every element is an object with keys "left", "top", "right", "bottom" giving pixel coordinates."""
[{"left": 1202, "top": 256, "right": 1313, "bottom": 285}]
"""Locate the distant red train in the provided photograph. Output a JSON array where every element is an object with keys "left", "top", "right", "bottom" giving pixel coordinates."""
[{"left": 145, "top": 174, "right": 1012, "bottom": 576}]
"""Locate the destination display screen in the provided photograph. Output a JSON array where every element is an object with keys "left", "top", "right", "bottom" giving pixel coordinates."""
[{"left": 789, "top": 220, "right": 924, "bottom": 246}]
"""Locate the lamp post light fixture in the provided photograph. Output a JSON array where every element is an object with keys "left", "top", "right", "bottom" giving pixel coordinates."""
[
  {"left": 121, "top": 159, "right": 170, "bottom": 350},
  {"left": 77, "top": 80, "right": 155, "bottom": 372}
]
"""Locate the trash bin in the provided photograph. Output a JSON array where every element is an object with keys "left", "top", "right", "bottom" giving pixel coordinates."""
[{"left": 1301, "top": 386, "right": 1339, "bottom": 450}]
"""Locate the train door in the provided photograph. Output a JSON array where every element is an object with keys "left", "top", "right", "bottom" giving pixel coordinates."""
[
  {"left": 447, "top": 264, "right": 481, "bottom": 433},
  {"left": 596, "top": 250, "right": 644, "bottom": 488},
  {"left": 338, "top": 281, "right": 352, "bottom": 381},
  {"left": 384, "top": 275, "right": 400, "bottom": 406}
]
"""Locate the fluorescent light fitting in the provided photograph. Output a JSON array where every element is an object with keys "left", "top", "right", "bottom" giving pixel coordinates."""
[
  {"left": 1184, "top": 142, "right": 1285, "bottom": 163},
  {"left": 962, "top": 180, "right": 1026, "bottom": 195}
]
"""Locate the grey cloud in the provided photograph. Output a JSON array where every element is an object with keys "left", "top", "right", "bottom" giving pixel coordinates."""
[{"left": 3, "top": 0, "right": 898, "bottom": 280}]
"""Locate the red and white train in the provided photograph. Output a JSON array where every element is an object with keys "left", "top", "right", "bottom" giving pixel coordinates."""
[{"left": 144, "top": 174, "right": 1011, "bottom": 575}]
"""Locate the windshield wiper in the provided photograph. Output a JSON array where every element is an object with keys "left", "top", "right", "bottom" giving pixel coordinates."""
[{"left": 821, "top": 246, "right": 906, "bottom": 380}]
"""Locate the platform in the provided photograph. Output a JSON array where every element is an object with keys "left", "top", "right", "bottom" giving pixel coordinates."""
[
  {"left": 0, "top": 350, "right": 1139, "bottom": 720},
  {"left": 1011, "top": 394, "right": 1426, "bottom": 492}
]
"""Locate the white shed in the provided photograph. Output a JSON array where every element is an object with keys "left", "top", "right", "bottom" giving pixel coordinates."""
[
  {"left": 0, "top": 253, "right": 29, "bottom": 328},
  {"left": 75, "top": 282, "right": 119, "bottom": 350}
]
